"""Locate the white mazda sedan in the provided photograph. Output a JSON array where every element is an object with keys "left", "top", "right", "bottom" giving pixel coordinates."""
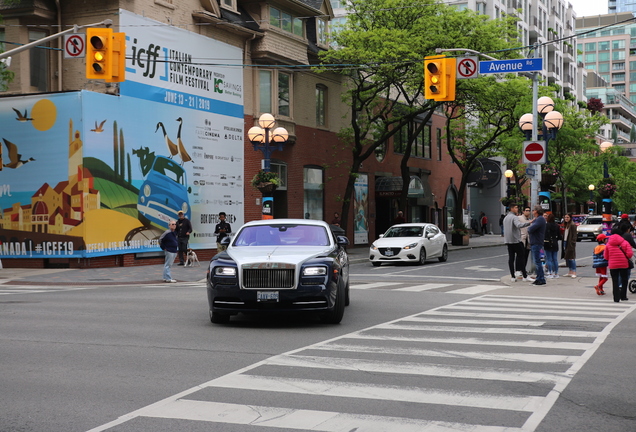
[{"left": 369, "top": 223, "right": 448, "bottom": 266}]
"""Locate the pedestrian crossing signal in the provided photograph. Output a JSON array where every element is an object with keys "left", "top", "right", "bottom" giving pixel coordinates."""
[{"left": 424, "top": 55, "right": 456, "bottom": 101}]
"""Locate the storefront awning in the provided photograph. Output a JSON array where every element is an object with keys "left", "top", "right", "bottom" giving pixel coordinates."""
[{"left": 375, "top": 176, "right": 425, "bottom": 198}]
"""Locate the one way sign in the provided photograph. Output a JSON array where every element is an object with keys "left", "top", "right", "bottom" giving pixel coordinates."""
[{"left": 456, "top": 56, "right": 478, "bottom": 79}]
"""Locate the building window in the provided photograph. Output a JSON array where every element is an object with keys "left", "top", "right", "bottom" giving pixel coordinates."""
[
  {"left": 599, "top": 41, "right": 610, "bottom": 50},
  {"left": 585, "top": 42, "right": 596, "bottom": 51},
  {"left": 613, "top": 50, "right": 626, "bottom": 61},
  {"left": 304, "top": 167, "right": 323, "bottom": 221},
  {"left": 423, "top": 124, "right": 431, "bottom": 159},
  {"left": 613, "top": 62, "right": 625, "bottom": 71},
  {"left": 599, "top": 52, "right": 610, "bottom": 62},
  {"left": 613, "top": 73, "right": 625, "bottom": 82},
  {"left": 29, "top": 30, "right": 48, "bottom": 92},
  {"left": 599, "top": 63, "right": 610, "bottom": 73},
  {"left": 259, "top": 70, "right": 292, "bottom": 118},
  {"left": 585, "top": 53, "right": 596, "bottom": 63},
  {"left": 317, "top": 19, "right": 328, "bottom": 45},
  {"left": 270, "top": 162, "right": 288, "bottom": 190},
  {"left": 270, "top": 6, "right": 303, "bottom": 37},
  {"left": 220, "top": 0, "right": 237, "bottom": 12},
  {"left": 316, "top": 85, "right": 326, "bottom": 127}
]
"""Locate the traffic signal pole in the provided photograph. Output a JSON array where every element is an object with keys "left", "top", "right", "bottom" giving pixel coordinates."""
[{"left": 0, "top": 19, "right": 113, "bottom": 61}]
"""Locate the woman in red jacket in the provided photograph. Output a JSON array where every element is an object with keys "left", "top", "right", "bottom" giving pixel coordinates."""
[{"left": 604, "top": 229, "right": 633, "bottom": 302}]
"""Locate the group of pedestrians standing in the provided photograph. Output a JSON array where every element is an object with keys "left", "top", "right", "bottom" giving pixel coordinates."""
[{"left": 504, "top": 204, "right": 577, "bottom": 286}]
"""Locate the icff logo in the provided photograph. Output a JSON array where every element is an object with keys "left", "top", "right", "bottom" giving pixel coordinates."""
[
  {"left": 127, "top": 37, "right": 165, "bottom": 80},
  {"left": 214, "top": 78, "right": 224, "bottom": 94}
]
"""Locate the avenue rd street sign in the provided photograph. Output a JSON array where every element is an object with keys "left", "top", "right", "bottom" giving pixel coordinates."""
[{"left": 479, "top": 58, "right": 543, "bottom": 75}]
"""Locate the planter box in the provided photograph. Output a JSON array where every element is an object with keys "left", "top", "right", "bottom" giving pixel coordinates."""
[{"left": 451, "top": 234, "right": 469, "bottom": 246}]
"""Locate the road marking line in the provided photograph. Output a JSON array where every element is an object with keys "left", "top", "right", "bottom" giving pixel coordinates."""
[
  {"left": 377, "top": 323, "right": 599, "bottom": 338},
  {"left": 313, "top": 343, "right": 580, "bottom": 364},
  {"left": 449, "top": 284, "right": 504, "bottom": 294},
  {"left": 352, "top": 282, "right": 402, "bottom": 289},
  {"left": 139, "top": 399, "right": 520, "bottom": 432},
  {"left": 424, "top": 311, "right": 615, "bottom": 322},
  {"left": 402, "top": 317, "right": 545, "bottom": 326},
  {"left": 448, "top": 305, "right": 625, "bottom": 316},
  {"left": 208, "top": 374, "right": 544, "bottom": 411},
  {"left": 395, "top": 283, "right": 452, "bottom": 291},
  {"left": 266, "top": 354, "right": 566, "bottom": 383}
]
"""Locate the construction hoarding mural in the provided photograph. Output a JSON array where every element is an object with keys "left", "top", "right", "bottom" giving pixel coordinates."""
[{"left": 0, "top": 10, "right": 244, "bottom": 259}]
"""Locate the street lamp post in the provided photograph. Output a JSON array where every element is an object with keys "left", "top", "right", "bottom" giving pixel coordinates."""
[
  {"left": 504, "top": 169, "right": 513, "bottom": 206},
  {"left": 599, "top": 141, "right": 614, "bottom": 235},
  {"left": 588, "top": 184, "right": 595, "bottom": 214},
  {"left": 248, "top": 113, "right": 289, "bottom": 219},
  {"left": 518, "top": 96, "right": 563, "bottom": 212}
]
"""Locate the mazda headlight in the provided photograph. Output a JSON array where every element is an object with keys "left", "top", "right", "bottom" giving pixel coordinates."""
[{"left": 403, "top": 242, "right": 418, "bottom": 250}]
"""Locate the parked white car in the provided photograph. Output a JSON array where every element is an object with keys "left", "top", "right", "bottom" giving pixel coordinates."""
[
  {"left": 577, "top": 215, "right": 616, "bottom": 241},
  {"left": 369, "top": 223, "right": 448, "bottom": 266}
]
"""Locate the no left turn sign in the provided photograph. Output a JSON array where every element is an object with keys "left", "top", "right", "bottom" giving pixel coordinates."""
[
  {"left": 64, "top": 34, "right": 85, "bottom": 59},
  {"left": 457, "top": 57, "right": 478, "bottom": 79}
]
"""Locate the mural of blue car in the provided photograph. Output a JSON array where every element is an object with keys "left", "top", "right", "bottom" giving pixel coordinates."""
[{"left": 137, "top": 156, "right": 191, "bottom": 229}]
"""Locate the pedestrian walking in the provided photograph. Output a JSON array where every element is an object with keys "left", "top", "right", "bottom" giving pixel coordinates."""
[
  {"left": 518, "top": 207, "right": 532, "bottom": 277},
  {"left": 615, "top": 221, "right": 636, "bottom": 291},
  {"left": 604, "top": 228, "right": 633, "bottom": 302},
  {"left": 592, "top": 234, "right": 608, "bottom": 296},
  {"left": 175, "top": 210, "right": 192, "bottom": 266},
  {"left": 527, "top": 205, "right": 547, "bottom": 285},
  {"left": 561, "top": 213, "right": 578, "bottom": 278},
  {"left": 214, "top": 212, "right": 232, "bottom": 252},
  {"left": 159, "top": 220, "right": 178, "bottom": 283},
  {"left": 543, "top": 213, "right": 562, "bottom": 279},
  {"left": 503, "top": 204, "right": 532, "bottom": 283},
  {"left": 499, "top": 214, "right": 505, "bottom": 237},
  {"left": 480, "top": 212, "right": 488, "bottom": 235}
]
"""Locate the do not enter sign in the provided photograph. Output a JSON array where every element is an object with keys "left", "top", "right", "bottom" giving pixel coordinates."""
[{"left": 523, "top": 141, "right": 546, "bottom": 164}]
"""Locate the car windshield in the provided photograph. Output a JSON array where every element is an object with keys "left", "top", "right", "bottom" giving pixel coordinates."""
[
  {"left": 585, "top": 217, "right": 603, "bottom": 224},
  {"left": 572, "top": 215, "right": 587, "bottom": 224},
  {"left": 233, "top": 224, "right": 330, "bottom": 246},
  {"left": 384, "top": 226, "right": 423, "bottom": 238}
]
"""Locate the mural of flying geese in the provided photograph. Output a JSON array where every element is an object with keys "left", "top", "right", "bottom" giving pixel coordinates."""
[
  {"left": 176, "top": 117, "right": 192, "bottom": 165},
  {"left": 155, "top": 122, "right": 178, "bottom": 158},
  {"left": 2, "top": 138, "right": 35, "bottom": 169},
  {"left": 91, "top": 120, "right": 107, "bottom": 132},
  {"left": 12, "top": 108, "right": 33, "bottom": 122}
]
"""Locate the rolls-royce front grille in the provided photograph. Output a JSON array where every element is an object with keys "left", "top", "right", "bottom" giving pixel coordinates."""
[{"left": 243, "top": 269, "right": 295, "bottom": 289}]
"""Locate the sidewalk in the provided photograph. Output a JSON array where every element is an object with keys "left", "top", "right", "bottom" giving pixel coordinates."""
[{"left": 0, "top": 234, "right": 585, "bottom": 288}]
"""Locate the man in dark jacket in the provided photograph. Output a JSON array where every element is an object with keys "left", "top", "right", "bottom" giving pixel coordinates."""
[
  {"left": 528, "top": 205, "right": 547, "bottom": 285},
  {"left": 159, "top": 220, "right": 178, "bottom": 283},
  {"left": 175, "top": 210, "right": 193, "bottom": 265}
]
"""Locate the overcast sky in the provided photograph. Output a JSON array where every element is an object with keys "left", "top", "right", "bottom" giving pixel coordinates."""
[{"left": 568, "top": 0, "right": 608, "bottom": 17}]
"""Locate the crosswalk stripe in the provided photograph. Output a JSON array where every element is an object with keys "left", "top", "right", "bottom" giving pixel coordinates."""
[
  {"left": 484, "top": 296, "right": 632, "bottom": 308},
  {"left": 402, "top": 317, "right": 545, "bottom": 326},
  {"left": 377, "top": 323, "right": 599, "bottom": 338},
  {"left": 424, "top": 310, "right": 616, "bottom": 322},
  {"left": 349, "top": 333, "right": 593, "bottom": 350},
  {"left": 448, "top": 284, "right": 506, "bottom": 294},
  {"left": 208, "top": 374, "right": 545, "bottom": 411},
  {"left": 448, "top": 305, "right": 624, "bottom": 316},
  {"left": 312, "top": 342, "right": 580, "bottom": 364},
  {"left": 265, "top": 354, "right": 566, "bottom": 383},
  {"left": 352, "top": 282, "right": 402, "bottom": 289},
  {"left": 139, "top": 399, "right": 521, "bottom": 432},
  {"left": 395, "top": 283, "right": 452, "bottom": 291},
  {"left": 466, "top": 299, "right": 624, "bottom": 313}
]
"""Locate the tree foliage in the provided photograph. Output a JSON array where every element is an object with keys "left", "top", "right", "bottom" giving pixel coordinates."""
[{"left": 317, "top": 0, "right": 522, "bottom": 230}]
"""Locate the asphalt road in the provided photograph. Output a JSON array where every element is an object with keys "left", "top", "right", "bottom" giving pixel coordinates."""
[{"left": 2, "top": 243, "right": 635, "bottom": 432}]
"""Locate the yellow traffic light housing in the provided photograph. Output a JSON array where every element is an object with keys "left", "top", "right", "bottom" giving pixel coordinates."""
[
  {"left": 424, "top": 55, "right": 457, "bottom": 101},
  {"left": 86, "top": 28, "right": 112, "bottom": 79},
  {"left": 85, "top": 28, "right": 126, "bottom": 82}
]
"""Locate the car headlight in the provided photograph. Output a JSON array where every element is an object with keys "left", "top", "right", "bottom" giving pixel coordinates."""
[
  {"left": 214, "top": 267, "right": 236, "bottom": 276},
  {"left": 182, "top": 202, "right": 189, "bottom": 213},
  {"left": 370, "top": 243, "right": 378, "bottom": 251},
  {"left": 303, "top": 267, "right": 327, "bottom": 276},
  {"left": 403, "top": 242, "right": 418, "bottom": 250},
  {"left": 143, "top": 184, "right": 151, "bottom": 197}
]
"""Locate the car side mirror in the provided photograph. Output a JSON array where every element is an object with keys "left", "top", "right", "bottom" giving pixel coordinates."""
[
  {"left": 336, "top": 236, "right": 349, "bottom": 246},
  {"left": 378, "top": 234, "right": 384, "bottom": 238}
]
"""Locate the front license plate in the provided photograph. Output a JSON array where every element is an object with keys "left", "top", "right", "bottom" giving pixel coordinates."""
[
  {"left": 384, "top": 250, "right": 394, "bottom": 256},
  {"left": 257, "top": 291, "right": 279, "bottom": 302}
]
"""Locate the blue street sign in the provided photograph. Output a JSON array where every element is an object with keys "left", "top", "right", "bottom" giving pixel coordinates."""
[{"left": 479, "top": 58, "right": 543, "bottom": 75}]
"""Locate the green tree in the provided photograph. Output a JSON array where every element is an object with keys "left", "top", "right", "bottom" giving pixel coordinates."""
[{"left": 318, "top": 0, "right": 521, "bottom": 231}]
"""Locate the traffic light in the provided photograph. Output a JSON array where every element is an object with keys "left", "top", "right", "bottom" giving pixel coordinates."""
[
  {"left": 86, "top": 28, "right": 112, "bottom": 79},
  {"left": 424, "top": 55, "right": 457, "bottom": 101},
  {"left": 85, "top": 28, "right": 126, "bottom": 82}
]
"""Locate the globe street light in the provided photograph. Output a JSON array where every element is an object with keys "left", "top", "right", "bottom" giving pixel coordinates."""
[
  {"left": 600, "top": 141, "right": 613, "bottom": 179},
  {"left": 247, "top": 113, "right": 289, "bottom": 173},
  {"left": 504, "top": 169, "right": 513, "bottom": 203},
  {"left": 588, "top": 184, "right": 595, "bottom": 214}
]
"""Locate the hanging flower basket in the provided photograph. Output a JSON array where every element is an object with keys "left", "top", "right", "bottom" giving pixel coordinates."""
[
  {"left": 598, "top": 182, "right": 617, "bottom": 198},
  {"left": 256, "top": 182, "right": 277, "bottom": 194},
  {"left": 540, "top": 174, "right": 558, "bottom": 187}
]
